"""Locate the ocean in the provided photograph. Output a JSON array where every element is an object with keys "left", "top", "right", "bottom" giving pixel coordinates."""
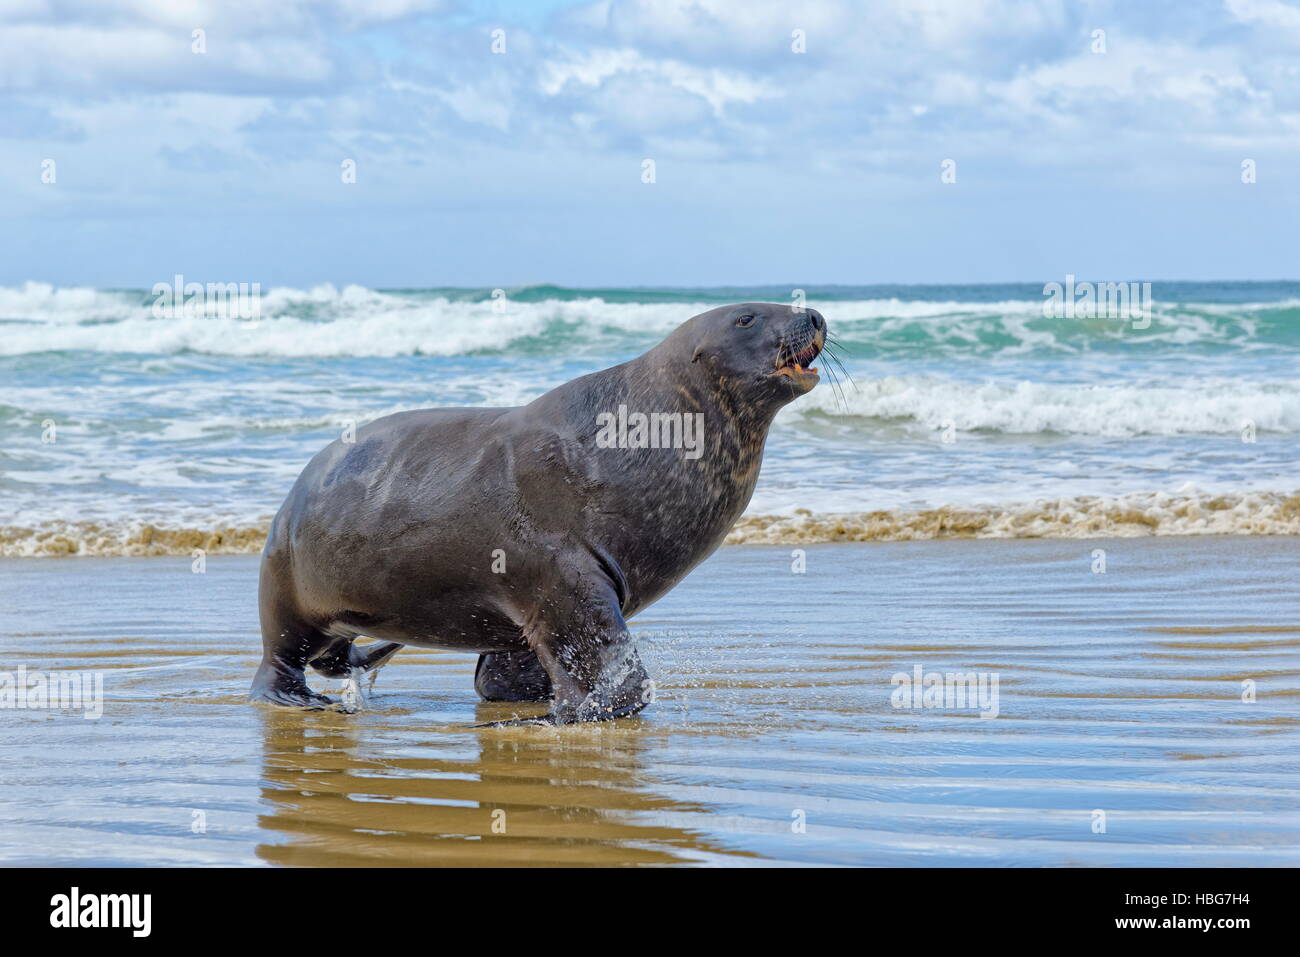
[{"left": 2, "top": 280, "right": 1298, "bottom": 555}]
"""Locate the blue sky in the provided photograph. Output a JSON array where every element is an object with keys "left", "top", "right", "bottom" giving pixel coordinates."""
[{"left": 2, "top": 0, "right": 1298, "bottom": 287}]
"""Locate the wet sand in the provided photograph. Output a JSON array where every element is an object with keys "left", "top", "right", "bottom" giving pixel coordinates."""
[{"left": 1, "top": 536, "right": 1297, "bottom": 867}]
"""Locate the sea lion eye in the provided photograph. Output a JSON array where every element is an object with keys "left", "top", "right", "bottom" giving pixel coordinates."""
[{"left": 735, "top": 314, "right": 756, "bottom": 328}]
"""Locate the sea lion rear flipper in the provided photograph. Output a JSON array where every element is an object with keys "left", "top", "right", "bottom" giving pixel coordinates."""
[
  {"left": 308, "top": 637, "right": 403, "bottom": 678},
  {"left": 350, "top": 640, "right": 403, "bottom": 672},
  {"left": 252, "top": 581, "right": 337, "bottom": 708},
  {"left": 475, "top": 650, "right": 553, "bottom": 702},
  {"left": 250, "top": 656, "right": 336, "bottom": 709}
]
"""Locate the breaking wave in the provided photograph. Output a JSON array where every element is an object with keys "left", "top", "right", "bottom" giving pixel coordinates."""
[
  {"left": 790, "top": 375, "right": 1300, "bottom": 436},
  {"left": 726, "top": 490, "right": 1300, "bottom": 544},
  {"left": 3, "top": 489, "right": 1297, "bottom": 556},
  {"left": 3, "top": 281, "right": 1300, "bottom": 358}
]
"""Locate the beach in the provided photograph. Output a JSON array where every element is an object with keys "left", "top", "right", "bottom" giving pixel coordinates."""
[
  {"left": 2, "top": 536, "right": 1297, "bottom": 867},
  {"left": 2, "top": 281, "right": 1298, "bottom": 867},
  {"left": 8, "top": 0, "right": 1300, "bottom": 909}
]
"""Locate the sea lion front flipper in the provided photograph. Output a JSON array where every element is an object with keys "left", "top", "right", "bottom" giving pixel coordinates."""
[
  {"left": 527, "top": 574, "right": 650, "bottom": 725},
  {"left": 470, "top": 644, "right": 649, "bottom": 727}
]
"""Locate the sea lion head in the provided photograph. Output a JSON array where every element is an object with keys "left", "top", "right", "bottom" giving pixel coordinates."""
[{"left": 683, "top": 302, "right": 827, "bottom": 407}]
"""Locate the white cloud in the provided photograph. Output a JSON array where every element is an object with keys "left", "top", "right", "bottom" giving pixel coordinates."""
[
  {"left": 540, "top": 48, "right": 779, "bottom": 116},
  {"left": 3, "top": 0, "right": 1300, "bottom": 201},
  {"left": 991, "top": 38, "right": 1271, "bottom": 132},
  {"left": 1225, "top": 0, "right": 1300, "bottom": 36},
  {"left": 0, "top": 22, "right": 333, "bottom": 94}
]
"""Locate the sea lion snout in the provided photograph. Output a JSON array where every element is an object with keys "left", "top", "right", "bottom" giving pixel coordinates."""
[{"left": 771, "top": 308, "right": 826, "bottom": 393}]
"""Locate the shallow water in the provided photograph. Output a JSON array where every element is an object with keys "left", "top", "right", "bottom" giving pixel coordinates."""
[{"left": 1, "top": 536, "right": 1298, "bottom": 866}]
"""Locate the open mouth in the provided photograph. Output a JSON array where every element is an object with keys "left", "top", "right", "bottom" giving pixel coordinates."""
[{"left": 774, "top": 339, "right": 822, "bottom": 379}]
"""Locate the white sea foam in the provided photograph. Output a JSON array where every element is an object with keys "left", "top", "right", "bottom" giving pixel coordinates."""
[
  {"left": 4, "top": 487, "right": 1296, "bottom": 556},
  {"left": 790, "top": 375, "right": 1300, "bottom": 436},
  {"left": 0, "top": 292, "right": 699, "bottom": 357},
  {"left": 727, "top": 488, "right": 1300, "bottom": 544},
  {"left": 2, "top": 282, "right": 1290, "bottom": 357},
  {"left": 0, "top": 282, "right": 144, "bottom": 322}
]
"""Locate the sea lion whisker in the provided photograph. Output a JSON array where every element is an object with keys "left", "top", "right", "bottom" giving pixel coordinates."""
[
  {"left": 822, "top": 360, "right": 848, "bottom": 411},
  {"left": 821, "top": 344, "right": 856, "bottom": 389}
]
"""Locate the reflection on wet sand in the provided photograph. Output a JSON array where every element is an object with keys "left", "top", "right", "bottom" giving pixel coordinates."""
[
  {"left": 254, "top": 705, "right": 753, "bottom": 866},
  {"left": 2, "top": 537, "right": 1298, "bottom": 866}
]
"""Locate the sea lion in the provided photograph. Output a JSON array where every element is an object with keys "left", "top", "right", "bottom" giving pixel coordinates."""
[{"left": 250, "top": 302, "right": 827, "bottom": 723}]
